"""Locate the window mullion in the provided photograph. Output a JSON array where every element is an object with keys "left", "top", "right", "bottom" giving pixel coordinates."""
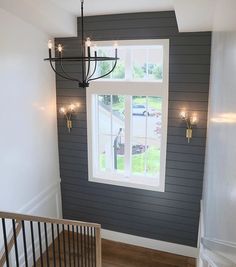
[
  {"left": 144, "top": 96, "right": 148, "bottom": 175},
  {"left": 110, "top": 95, "right": 113, "bottom": 172},
  {"left": 124, "top": 95, "right": 132, "bottom": 177},
  {"left": 146, "top": 48, "right": 149, "bottom": 80},
  {"left": 126, "top": 48, "right": 132, "bottom": 80},
  {"left": 96, "top": 95, "right": 99, "bottom": 172}
]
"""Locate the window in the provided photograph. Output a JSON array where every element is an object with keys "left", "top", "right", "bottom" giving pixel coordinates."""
[{"left": 87, "top": 40, "right": 169, "bottom": 191}]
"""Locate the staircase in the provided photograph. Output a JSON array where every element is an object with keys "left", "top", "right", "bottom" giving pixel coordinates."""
[{"left": 0, "top": 211, "right": 101, "bottom": 267}]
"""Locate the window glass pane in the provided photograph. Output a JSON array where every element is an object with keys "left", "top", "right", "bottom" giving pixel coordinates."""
[
  {"left": 111, "top": 49, "right": 126, "bottom": 79},
  {"left": 131, "top": 138, "right": 147, "bottom": 175},
  {"left": 98, "top": 95, "right": 111, "bottom": 135},
  {"left": 146, "top": 96, "right": 162, "bottom": 140},
  {"left": 112, "top": 95, "right": 125, "bottom": 135},
  {"left": 132, "top": 48, "right": 147, "bottom": 80},
  {"left": 146, "top": 142, "right": 160, "bottom": 176},
  {"left": 147, "top": 47, "right": 163, "bottom": 81},
  {"left": 95, "top": 47, "right": 125, "bottom": 80},
  {"left": 97, "top": 48, "right": 112, "bottom": 79},
  {"left": 130, "top": 96, "right": 162, "bottom": 178},
  {"left": 132, "top": 96, "right": 147, "bottom": 138},
  {"left": 99, "top": 134, "right": 112, "bottom": 171},
  {"left": 112, "top": 135, "right": 125, "bottom": 172},
  {"left": 111, "top": 95, "right": 125, "bottom": 173}
]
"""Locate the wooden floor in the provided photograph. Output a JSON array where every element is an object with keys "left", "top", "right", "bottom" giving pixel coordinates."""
[
  {"left": 37, "top": 232, "right": 196, "bottom": 267},
  {"left": 102, "top": 239, "right": 196, "bottom": 267}
]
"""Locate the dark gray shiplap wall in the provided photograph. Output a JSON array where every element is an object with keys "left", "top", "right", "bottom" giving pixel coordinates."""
[{"left": 55, "top": 11, "right": 211, "bottom": 247}]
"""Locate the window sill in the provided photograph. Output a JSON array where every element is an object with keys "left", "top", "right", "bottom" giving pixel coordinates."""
[{"left": 89, "top": 175, "right": 165, "bottom": 192}]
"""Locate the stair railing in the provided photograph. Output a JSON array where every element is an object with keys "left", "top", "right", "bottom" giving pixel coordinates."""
[{"left": 0, "top": 211, "right": 101, "bottom": 267}]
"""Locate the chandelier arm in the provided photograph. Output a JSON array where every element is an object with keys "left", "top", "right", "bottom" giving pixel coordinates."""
[
  {"left": 49, "top": 59, "right": 78, "bottom": 82},
  {"left": 85, "top": 57, "right": 91, "bottom": 82},
  {"left": 88, "top": 59, "right": 118, "bottom": 82},
  {"left": 59, "top": 58, "right": 81, "bottom": 83},
  {"left": 87, "top": 58, "right": 97, "bottom": 80},
  {"left": 87, "top": 51, "right": 98, "bottom": 80}
]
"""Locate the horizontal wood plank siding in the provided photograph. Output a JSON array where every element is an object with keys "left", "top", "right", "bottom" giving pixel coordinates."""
[{"left": 55, "top": 11, "right": 211, "bottom": 247}]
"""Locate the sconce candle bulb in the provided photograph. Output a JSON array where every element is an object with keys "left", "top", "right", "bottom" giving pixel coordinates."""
[
  {"left": 180, "top": 110, "right": 187, "bottom": 120},
  {"left": 191, "top": 115, "right": 198, "bottom": 125},
  {"left": 59, "top": 107, "right": 66, "bottom": 114}
]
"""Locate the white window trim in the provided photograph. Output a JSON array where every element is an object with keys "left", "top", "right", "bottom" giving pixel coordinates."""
[{"left": 86, "top": 39, "right": 169, "bottom": 192}]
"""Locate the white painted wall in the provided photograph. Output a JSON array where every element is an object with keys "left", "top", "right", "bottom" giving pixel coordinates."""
[
  {"left": 0, "top": 8, "right": 61, "bottom": 218},
  {"left": 202, "top": 31, "right": 236, "bottom": 264}
]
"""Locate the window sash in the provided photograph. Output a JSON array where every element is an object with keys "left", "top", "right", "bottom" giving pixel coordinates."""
[{"left": 87, "top": 82, "right": 168, "bottom": 192}]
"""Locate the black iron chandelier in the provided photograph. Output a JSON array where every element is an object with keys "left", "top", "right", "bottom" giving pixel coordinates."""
[{"left": 45, "top": 0, "right": 119, "bottom": 88}]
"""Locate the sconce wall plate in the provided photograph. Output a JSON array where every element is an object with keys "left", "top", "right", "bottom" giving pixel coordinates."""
[{"left": 186, "top": 128, "right": 193, "bottom": 140}]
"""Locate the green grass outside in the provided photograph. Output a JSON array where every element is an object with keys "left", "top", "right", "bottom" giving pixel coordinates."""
[{"left": 100, "top": 147, "right": 160, "bottom": 175}]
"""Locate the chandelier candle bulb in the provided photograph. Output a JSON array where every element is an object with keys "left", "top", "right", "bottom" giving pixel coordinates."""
[
  {"left": 86, "top": 37, "right": 91, "bottom": 47},
  {"left": 48, "top": 40, "right": 53, "bottom": 50},
  {"left": 48, "top": 40, "right": 53, "bottom": 58},
  {"left": 86, "top": 38, "right": 91, "bottom": 57}
]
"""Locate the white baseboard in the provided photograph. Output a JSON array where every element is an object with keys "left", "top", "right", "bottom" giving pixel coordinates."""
[{"left": 101, "top": 229, "right": 198, "bottom": 258}]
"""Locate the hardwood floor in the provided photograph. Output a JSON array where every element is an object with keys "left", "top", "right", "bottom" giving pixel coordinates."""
[
  {"left": 36, "top": 232, "right": 196, "bottom": 267},
  {"left": 102, "top": 239, "right": 196, "bottom": 267}
]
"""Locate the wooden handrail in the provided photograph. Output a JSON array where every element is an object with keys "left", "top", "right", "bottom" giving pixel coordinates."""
[
  {"left": 0, "top": 211, "right": 101, "bottom": 229},
  {"left": 0, "top": 220, "right": 22, "bottom": 266}
]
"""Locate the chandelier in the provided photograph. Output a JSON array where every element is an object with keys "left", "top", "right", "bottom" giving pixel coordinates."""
[{"left": 44, "top": 0, "right": 119, "bottom": 88}]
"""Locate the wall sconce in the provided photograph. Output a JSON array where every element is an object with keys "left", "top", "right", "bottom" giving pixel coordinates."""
[
  {"left": 59, "top": 103, "right": 79, "bottom": 133},
  {"left": 180, "top": 111, "right": 198, "bottom": 143}
]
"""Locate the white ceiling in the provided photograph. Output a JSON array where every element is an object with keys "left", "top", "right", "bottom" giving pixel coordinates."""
[
  {"left": 50, "top": 0, "right": 174, "bottom": 16},
  {"left": 0, "top": 0, "right": 236, "bottom": 37},
  {"left": 174, "top": 0, "right": 236, "bottom": 32}
]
